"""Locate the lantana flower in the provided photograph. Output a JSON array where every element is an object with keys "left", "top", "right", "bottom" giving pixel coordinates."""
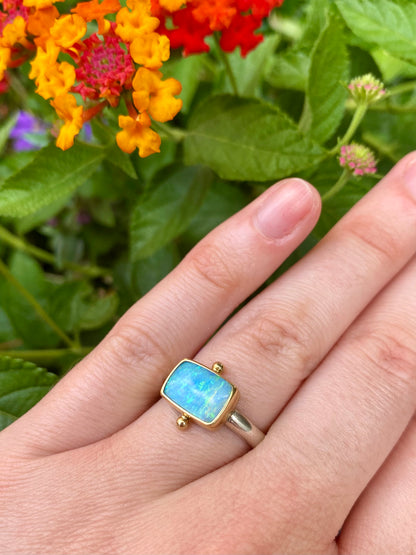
[
  {"left": 339, "top": 143, "right": 377, "bottom": 177},
  {"left": 348, "top": 74, "right": 386, "bottom": 105},
  {"left": 152, "top": 0, "right": 285, "bottom": 57},
  {"left": 0, "top": 0, "right": 183, "bottom": 156}
]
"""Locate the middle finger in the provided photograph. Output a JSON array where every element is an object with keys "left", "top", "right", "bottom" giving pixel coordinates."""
[{"left": 114, "top": 153, "right": 416, "bottom": 494}]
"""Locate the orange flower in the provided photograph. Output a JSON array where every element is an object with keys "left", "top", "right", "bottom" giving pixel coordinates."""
[
  {"left": 72, "top": 0, "right": 121, "bottom": 35},
  {"left": 116, "top": 111, "right": 161, "bottom": 157},
  {"left": 115, "top": 0, "right": 159, "bottom": 43},
  {"left": 51, "top": 93, "right": 84, "bottom": 150},
  {"left": 130, "top": 32, "right": 170, "bottom": 68},
  {"left": 50, "top": 14, "right": 87, "bottom": 49},
  {"left": 27, "top": 6, "right": 60, "bottom": 47},
  {"left": 132, "top": 67, "right": 182, "bottom": 122}
]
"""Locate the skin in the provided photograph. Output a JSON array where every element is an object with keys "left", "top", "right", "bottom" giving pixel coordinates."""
[{"left": 1, "top": 153, "right": 416, "bottom": 554}]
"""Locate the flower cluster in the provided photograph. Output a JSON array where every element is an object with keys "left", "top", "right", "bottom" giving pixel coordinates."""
[
  {"left": 339, "top": 143, "right": 377, "bottom": 176},
  {"left": 348, "top": 73, "right": 386, "bottom": 105},
  {"left": 152, "top": 0, "right": 285, "bottom": 57},
  {"left": 0, "top": 0, "right": 183, "bottom": 156}
]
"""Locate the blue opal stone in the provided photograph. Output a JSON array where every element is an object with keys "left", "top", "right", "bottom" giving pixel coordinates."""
[{"left": 162, "top": 360, "right": 233, "bottom": 424}]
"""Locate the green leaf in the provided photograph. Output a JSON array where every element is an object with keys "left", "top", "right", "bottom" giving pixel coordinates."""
[
  {"left": 0, "top": 142, "right": 106, "bottom": 217},
  {"left": 0, "top": 113, "right": 18, "bottom": 154},
  {"left": 184, "top": 179, "right": 249, "bottom": 245},
  {"left": 300, "top": 11, "right": 349, "bottom": 144},
  {"left": 14, "top": 195, "right": 70, "bottom": 235},
  {"left": 265, "top": 50, "right": 310, "bottom": 91},
  {"left": 0, "top": 151, "right": 37, "bottom": 183},
  {"left": 298, "top": 0, "right": 328, "bottom": 50},
  {"left": 131, "top": 245, "right": 179, "bottom": 297},
  {"left": 0, "top": 252, "right": 60, "bottom": 348},
  {"left": 130, "top": 165, "right": 211, "bottom": 260},
  {"left": 162, "top": 54, "right": 206, "bottom": 113},
  {"left": 371, "top": 47, "right": 416, "bottom": 82},
  {"left": 184, "top": 94, "right": 325, "bottom": 181},
  {"left": 227, "top": 35, "right": 281, "bottom": 96},
  {"left": 314, "top": 178, "right": 373, "bottom": 239},
  {"left": 50, "top": 280, "right": 119, "bottom": 332},
  {"left": 104, "top": 142, "right": 137, "bottom": 180},
  {"left": 336, "top": 0, "right": 416, "bottom": 65},
  {"left": 78, "top": 291, "right": 119, "bottom": 331},
  {"left": 0, "top": 307, "right": 15, "bottom": 343},
  {"left": 0, "top": 356, "right": 58, "bottom": 430}
]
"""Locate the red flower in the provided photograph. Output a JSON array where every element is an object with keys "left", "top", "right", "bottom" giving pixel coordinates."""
[{"left": 153, "top": 0, "right": 285, "bottom": 57}]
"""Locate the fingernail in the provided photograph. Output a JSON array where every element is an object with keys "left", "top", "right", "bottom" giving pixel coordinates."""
[
  {"left": 403, "top": 155, "right": 416, "bottom": 200},
  {"left": 254, "top": 179, "right": 314, "bottom": 239}
]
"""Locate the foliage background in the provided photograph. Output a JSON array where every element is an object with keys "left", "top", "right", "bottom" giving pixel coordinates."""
[{"left": 1, "top": 0, "right": 416, "bottom": 427}]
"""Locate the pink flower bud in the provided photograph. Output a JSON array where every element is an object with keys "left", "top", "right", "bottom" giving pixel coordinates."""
[
  {"left": 348, "top": 73, "right": 385, "bottom": 104},
  {"left": 338, "top": 143, "right": 377, "bottom": 176}
]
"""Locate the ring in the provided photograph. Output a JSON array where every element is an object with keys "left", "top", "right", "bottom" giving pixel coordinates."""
[{"left": 160, "top": 359, "right": 265, "bottom": 448}]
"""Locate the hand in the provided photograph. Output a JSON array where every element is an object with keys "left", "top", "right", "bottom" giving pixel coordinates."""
[{"left": 2, "top": 154, "right": 416, "bottom": 554}]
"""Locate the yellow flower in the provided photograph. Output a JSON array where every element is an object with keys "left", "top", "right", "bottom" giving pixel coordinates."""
[
  {"left": 159, "top": 0, "right": 186, "bottom": 10},
  {"left": 132, "top": 67, "right": 182, "bottom": 122},
  {"left": 0, "top": 47, "right": 11, "bottom": 81},
  {"left": 23, "top": 0, "right": 60, "bottom": 8},
  {"left": 116, "top": 112, "right": 161, "bottom": 157},
  {"left": 51, "top": 94, "right": 84, "bottom": 150},
  {"left": 29, "top": 41, "right": 75, "bottom": 99},
  {"left": 50, "top": 14, "right": 87, "bottom": 49},
  {"left": 0, "top": 16, "right": 27, "bottom": 48},
  {"left": 29, "top": 39, "right": 59, "bottom": 78},
  {"left": 115, "top": 0, "right": 159, "bottom": 43},
  {"left": 36, "top": 61, "right": 75, "bottom": 99},
  {"left": 130, "top": 32, "right": 170, "bottom": 69}
]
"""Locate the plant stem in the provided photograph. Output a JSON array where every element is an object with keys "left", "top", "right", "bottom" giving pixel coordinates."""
[
  {"left": 368, "top": 102, "right": 416, "bottom": 113},
  {"left": 0, "top": 258, "right": 76, "bottom": 348},
  {"left": 213, "top": 34, "right": 239, "bottom": 96},
  {"left": 0, "top": 224, "right": 109, "bottom": 278},
  {"left": 330, "top": 102, "right": 368, "bottom": 155},
  {"left": 151, "top": 121, "right": 187, "bottom": 142},
  {"left": 0, "top": 347, "right": 92, "bottom": 363},
  {"left": 321, "top": 169, "right": 351, "bottom": 203},
  {"left": 386, "top": 80, "right": 416, "bottom": 97}
]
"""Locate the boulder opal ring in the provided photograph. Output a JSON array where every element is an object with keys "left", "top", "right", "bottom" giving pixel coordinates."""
[{"left": 160, "top": 359, "right": 265, "bottom": 448}]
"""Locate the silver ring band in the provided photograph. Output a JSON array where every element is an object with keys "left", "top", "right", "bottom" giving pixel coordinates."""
[{"left": 225, "top": 410, "right": 265, "bottom": 447}]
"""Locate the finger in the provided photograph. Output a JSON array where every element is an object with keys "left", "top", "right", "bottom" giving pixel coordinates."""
[
  {"left": 338, "top": 414, "right": 416, "bottom": 554},
  {"left": 114, "top": 152, "right": 416, "bottom": 493},
  {"left": 259, "top": 253, "right": 416, "bottom": 544},
  {"left": 7, "top": 178, "right": 320, "bottom": 454}
]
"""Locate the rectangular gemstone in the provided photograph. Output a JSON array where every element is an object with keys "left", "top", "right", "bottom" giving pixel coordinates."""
[{"left": 162, "top": 360, "right": 233, "bottom": 424}]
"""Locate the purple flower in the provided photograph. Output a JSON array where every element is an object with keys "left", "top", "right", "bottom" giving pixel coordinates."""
[{"left": 9, "top": 111, "right": 48, "bottom": 151}]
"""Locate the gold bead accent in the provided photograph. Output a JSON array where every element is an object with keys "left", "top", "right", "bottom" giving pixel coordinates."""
[
  {"left": 176, "top": 414, "right": 190, "bottom": 429},
  {"left": 212, "top": 361, "right": 223, "bottom": 374}
]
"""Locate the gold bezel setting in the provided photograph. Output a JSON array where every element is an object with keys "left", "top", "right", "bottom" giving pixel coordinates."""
[{"left": 161, "top": 359, "right": 240, "bottom": 430}]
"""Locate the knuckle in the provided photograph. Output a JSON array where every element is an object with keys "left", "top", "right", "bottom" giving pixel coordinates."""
[
  {"left": 352, "top": 324, "right": 416, "bottom": 389},
  {"left": 105, "top": 319, "right": 169, "bottom": 374},
  {"left": 246, "top": 312, "right": 312, "bottom": 375},
  {"left": 185, "top": 239, "right": 240, "bottom": 294},
  {"left": 344, "top": 216, "right": 402, "bottom": 264}
]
